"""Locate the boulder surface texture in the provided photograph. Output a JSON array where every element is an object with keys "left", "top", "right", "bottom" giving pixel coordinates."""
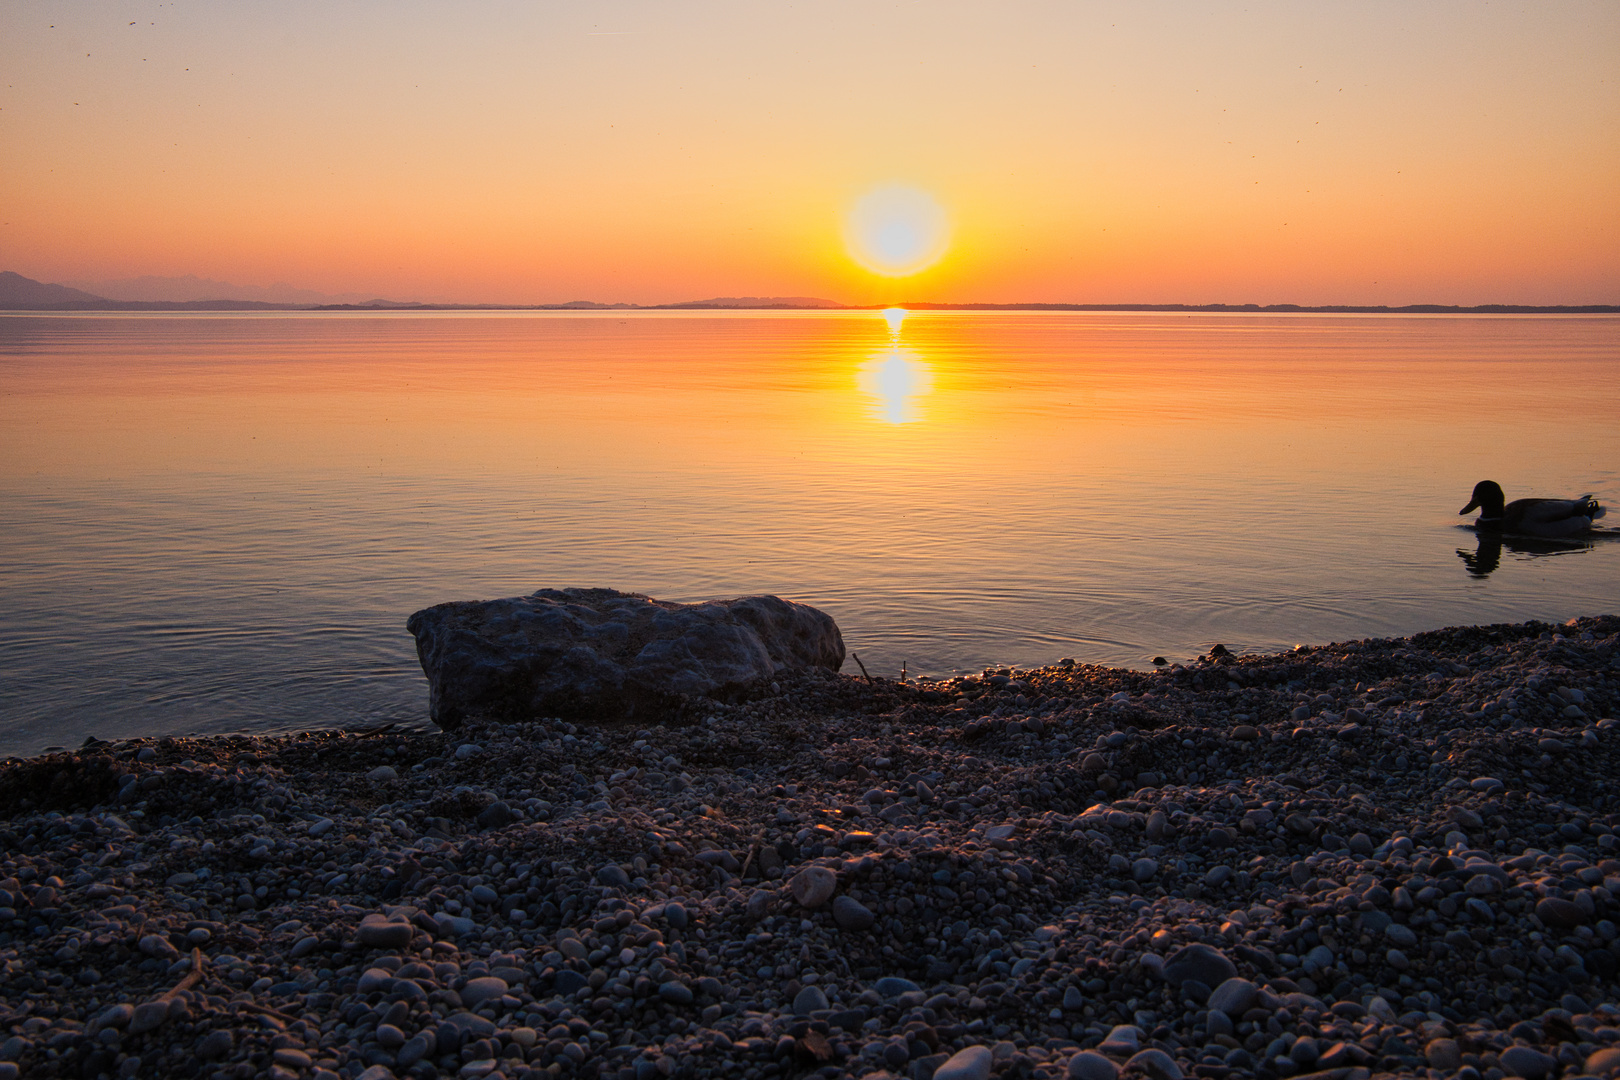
[{"left": 407, "top": 588, "right": 845, "bottom": 729}]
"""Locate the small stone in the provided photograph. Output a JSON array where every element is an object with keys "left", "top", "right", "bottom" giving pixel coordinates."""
[
  {"left": 1062, "top": 985, "right": 1086, "bottom": 1010},
  {"left": 1068, "top": 1050, "right": 1119, "bottom": 1080},
  {"left": 366, "top": 765, "right": 398, "bottom": 781},
  {"left": 460, "top": 976, "right": 508, "bottom": 1007},
  {"left": 356, "top": 917, "right": 414, "bottom": 949},
  {"left": 663, "top": 901, "right": 689, "bottom": 928},
  {"left": 1098, "top": 1025, "right": 1142, "bottom": 1055},
  {"left": 790, "top": 866, "right": 838, "bottom": 909},
  {"left": 933, "top": 1045, "right": 993, "bottom": 1080},
  {"left": 138, "top": 934, "right": 179, "bottom": 961},
  {"left": 875, "top": 976, "right": 921, "bottom": 998},
  {"left": 196, "top": 1029, "right": 234, "bottom": 1059},
  {"left": 396, "top": 1034, "right": 434, "bottom": 1069},
  {"left": 1161, "top": 943, "right": 1236, "bottom": 989},
  {"left": 1536, "top": 896, "right": 1587, "bottom": 928},
  {"left": 476, "top": 801, "right": 516, "bottom": 829},
  {"left": 1499, "top": 1045, "right": 1554, "bottom": 1079},
  {"left": 128, "top": 1000, "right": 169, "bottom": 1035},
  {"left": 1123, "top": 1049, "right": 1183, "bottom": 1080},
  {"left": 597, "top": 864, "right": 631, "bottom": 888},
  {"left": 1206, "top": 977, "right": 1259, "bottom": 1017},
  {"left": 355, "top": 1067, "right": 398, "bottom": 1080},
  {"left": 1587, "top": 1048, "right": 1620, "bottom": 1075},
  {"left": 273, "top": 1049, "right": 312, "bottom": 1069},
  {"left": 1384, "top": 923, "right": 1417, "bottom": 947},
  {"left": 97, "top": 1003, "right": 135, "bottom": 1030},
  {"left": 1425, "top": 1038, "right": 1462, "bottom": 1071},
  {"left": 658, "top": 980, "right": 694, "bottom": 1005},
  {"left": 793, "top": 985, "right": 829, "bottom": 1015},
  {"left": 357, "top": 967, "right": 395, "bottom": 993},
  {"left": 308, "top": 817, "right": 334, "bottom": 837},
  {"left": 832, "top": 895, "right": 875, "bottom": 930},
  {"left": 1131, "top": 858, "right": 1158, "bottom": 882},
  {"left": 376, "top": 1024, "right": 406, "bottom": 1050}
]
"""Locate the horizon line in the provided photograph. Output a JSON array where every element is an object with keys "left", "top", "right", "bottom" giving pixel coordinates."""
[{"left": 4, "top": 300, "right": 1618, "bottom": 315}]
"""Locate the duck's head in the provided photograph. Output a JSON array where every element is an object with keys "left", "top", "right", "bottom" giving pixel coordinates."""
[{"left": 1460, "top": 480, "right": 1506, "bottom": 517}]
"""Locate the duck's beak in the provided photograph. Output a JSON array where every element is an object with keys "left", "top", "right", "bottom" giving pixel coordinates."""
[{"left": 1459, "top": 499, "right": 1479, "bottom": 515}]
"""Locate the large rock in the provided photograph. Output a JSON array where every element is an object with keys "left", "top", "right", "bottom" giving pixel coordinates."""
[{"left": 407, "top": 589, "right": 845, "bottom": 728}]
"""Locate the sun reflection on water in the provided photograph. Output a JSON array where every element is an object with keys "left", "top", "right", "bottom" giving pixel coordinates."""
[{"left": 858, "top": 308, "right": 932, "bottom": 424}]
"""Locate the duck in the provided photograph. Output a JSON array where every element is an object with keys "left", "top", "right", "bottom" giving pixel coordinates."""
[{"left": 1459, "top": 480, "right": 1606, "bottom": 538}]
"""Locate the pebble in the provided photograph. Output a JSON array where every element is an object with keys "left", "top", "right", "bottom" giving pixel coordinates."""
[
  {"left": 1161, "top": 942, "right": 1236, "bottom": 988},
  {"left": 1500, "top": 1044, "right": 1555, "bottom": 1079},
  {"left": 1589, "top": 1047, "right": 1620, "bottom": 1074},
  {"left": 934, "top": 1044, "right": 993, "bottom": 1080},
  {"left": 459, "top": 975, "right": 508, "bottom": 1007},
  {"left": 657, "top": 980, "right": 694, "bottom": 1005},
  {"left": 1425, "top": 1037, "right": 1462, "bottom": 1070},
  {"left": 789, "top": 864, "right": 838, "bottom": 908},
  {"left": 874, "top": 976, "right": 920, "bottom": 997},
  {"left": 127, "top": 1000, "right": 169, "bottom": 1035},
  {"left": 1067, "top": 1050, "right": 1120, "bottom": 1080},
  {"left": 1206, "top": 975, "right": 1258, "bottom": 1016},
  {"left": 831, "top": 894, "right": 875, "bottom": 929},
  {"left": 1098, "top": 1024, "right": 1142, "bottom": 1055},
  {"left": 792, "top": 984, "right": 829, "bottom": 1015},
  {"left": 354, "top": 915, "right": 414, "bottom": 948},
  {"left": 1123, "top": 1048, "right": 1184, "bottom": 1080},
  {"left": 196, "top": 1028, "right": 233, "bottom": 1058}
]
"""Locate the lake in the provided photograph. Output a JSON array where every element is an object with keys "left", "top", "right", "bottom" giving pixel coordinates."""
[{"left": 2, "top": 310, "right": 1616, "bottom": 756}]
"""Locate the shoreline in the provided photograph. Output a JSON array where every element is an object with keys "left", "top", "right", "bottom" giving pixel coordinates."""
[{"left": 0, "top": 614, "right": 1616, "bottom": 1080}]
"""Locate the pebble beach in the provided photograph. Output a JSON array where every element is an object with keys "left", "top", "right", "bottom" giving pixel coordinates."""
[{"left": 2, "top": 614, "right": 1618, "bottom": 1080}]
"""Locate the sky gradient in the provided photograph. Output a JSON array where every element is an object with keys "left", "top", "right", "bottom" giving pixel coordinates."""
[{"left": 3, "top": 1, "right": 1617, "bottom": 305}]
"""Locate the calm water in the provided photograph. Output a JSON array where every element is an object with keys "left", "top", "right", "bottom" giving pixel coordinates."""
[{"left": 2, "top": 310, "right": 1617, "bottom": 756}]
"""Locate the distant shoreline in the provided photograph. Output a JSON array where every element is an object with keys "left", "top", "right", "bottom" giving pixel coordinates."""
[{"left": 4, "top": 300, "right": 1618, "bottom": 314}]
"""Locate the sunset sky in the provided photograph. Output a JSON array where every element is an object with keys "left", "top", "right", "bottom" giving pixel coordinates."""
[{"left": 3, "top": 1, "right": 1617, "bottom": 306}]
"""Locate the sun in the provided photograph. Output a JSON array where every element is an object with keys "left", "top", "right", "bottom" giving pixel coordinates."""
[{"left": 844, "top": 184, "right": 950, "bottom": 277}]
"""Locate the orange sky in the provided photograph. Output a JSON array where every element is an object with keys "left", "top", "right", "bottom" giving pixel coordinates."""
[{"left": 3, "top": 2, "right": 1617, "bottom": 305}]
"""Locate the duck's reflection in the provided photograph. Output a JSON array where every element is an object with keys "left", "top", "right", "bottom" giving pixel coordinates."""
[{"left": 1457, "top": 531, "right": 1593, "bottom": 577}]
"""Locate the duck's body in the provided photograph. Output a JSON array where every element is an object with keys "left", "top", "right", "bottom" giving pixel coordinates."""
[{"left": 1460, "top": 480, "right": 1606, "bottom": 538}]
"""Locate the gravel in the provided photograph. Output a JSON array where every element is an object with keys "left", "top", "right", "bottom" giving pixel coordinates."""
[{"left": 0, "top": 614, "right": 1618, "bottom": 1080}]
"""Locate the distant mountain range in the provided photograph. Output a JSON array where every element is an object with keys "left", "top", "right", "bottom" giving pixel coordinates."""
[
  {"left": 0, "top": 271, "right": 849, "bottom": 311},
  {"left": 0, "top": 272, "right": 107, "bottom": 306},
  {"left": 61, "top": 274, "right": 380, "bottom": 306},
  {"left": 2, "top": 270, "right": 1614, "bottom": 314}
]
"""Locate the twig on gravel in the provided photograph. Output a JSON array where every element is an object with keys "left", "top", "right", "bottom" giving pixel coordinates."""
[
  {"left": 158, "top": 947, "right": 207, "bottom": 1002},
  {"left": 233, "top": 1000, "right": 300, "bottom": 1024},
  {"left": 850, "top": 652, "right": 873, "bottom": 685}
]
